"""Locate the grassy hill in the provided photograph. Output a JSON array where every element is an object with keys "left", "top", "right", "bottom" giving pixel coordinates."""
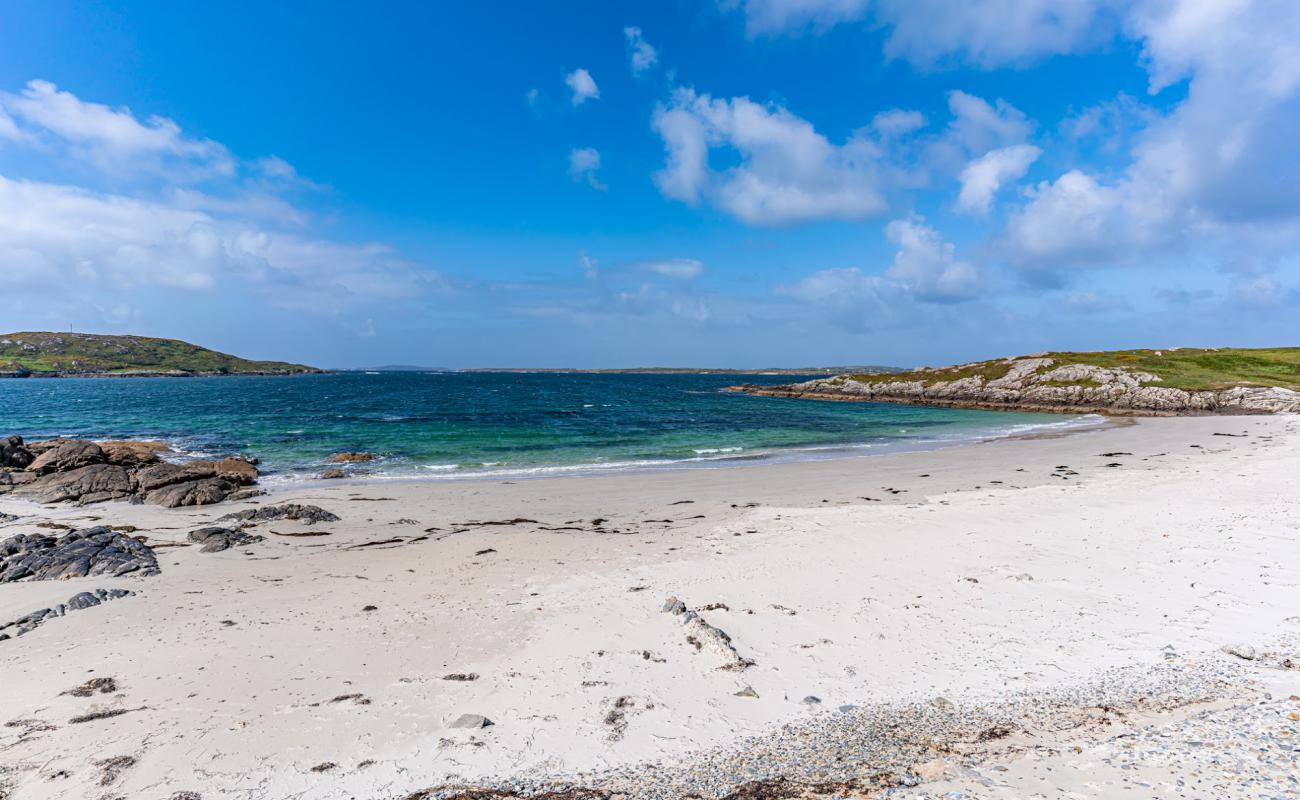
[
  {"left": 845, "top": 348, "right": 1300, "bottom": 392},
  {"left": 0, "top": 332, "right": 319, "bottom": 376}
]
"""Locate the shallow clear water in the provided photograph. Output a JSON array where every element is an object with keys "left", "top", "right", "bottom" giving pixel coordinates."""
[{"left": 0, "top": 372, "right": 1089, "bottom": 481}]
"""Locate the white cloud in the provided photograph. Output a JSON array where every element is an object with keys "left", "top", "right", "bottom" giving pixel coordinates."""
[
  {"left": 624, "top": 27, "right": 659, "bottom": 76},
  {"left": 578, "top": 251, "right": 599, "bottom": 279},
  {"left": 0, "top": 106, "right": 20, "bottom": 140},
  {"left": 731, "top": 0, "right": 870, "bottom": 37},
  {"left": 876, "top": 0, "right": 1119, "bottom": 67},
  {"left": 636, "top": 258, "right": 704, "bottom": 280},
  {"left": 565, "top": 69, "right": 600, "bottom": 106},
  {"left": 1003, "top": 0, "right": 1300, "bottom": 277},
  {"left": 944, "top": 90, "right": 1033, "bottom": 155},
  {"left": 872, "top": 109, "right": 926, "bottom": 137},
  {"left": 568, "top": 147, "right": 606, "bottom": 190},
  {"left": 0, "top": 79, "right": 233, "bottom": 178},
  {"left": 956, "top": 143, "right": 1041, "bottom": 214},
  {"left": 781, "top": 217, "right": 978, "bottom": 308},
  {"left": 651, "top": 88, "right": 886, "bottom": 225},
  {"left": 882, "top": 217, "right": 980, "bottom": 302},
  {"left": 0, "top": 172, "right": 437, "bottom": 311}
]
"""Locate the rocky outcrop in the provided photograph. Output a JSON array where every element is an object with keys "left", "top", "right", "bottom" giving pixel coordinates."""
[
  {"left": 0, "top": 527, "right": 159, "bottom": 582},
  {"left": 732, "top": 357, "right": 1300, "bottom": 416},
  {"left": 0, "top": 436, "right": 260, "bottom": 507}
]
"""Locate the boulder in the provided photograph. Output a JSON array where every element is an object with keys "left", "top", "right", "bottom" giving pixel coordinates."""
[
  {"left": 26, "top": 440, "right": 105, "bottom": 475},
  {"left": 328, "top": 452, "right": 377, "bottom": 463},
  {"left": 220, "top": 503, "right": 340, "bottom": 526},
  {"left": 1, "top": 436, "right": 33, "bottom": 469},
  {"left": 320, "top": 469, "right": 346, "bottom": 479},
  {"left": 145, "top": 478, "right": 237, "bottom": 508},
  {"left": 212, "top": 458, "right": 258, "bottom": 485},
  {"left": 98, "top": 440, "right": 171, "bottom": 467},
  {"left": 0, "top": 527, "right": 159, "bottom": 582},
  {"left": 187, "top": 526, "right": 265, "bottom": 553},
  {"left": 135, "top": 459, "right": 257, "bottom": 493},
  {"left": 14, "top": 464, "right": 135, "bottom": 504}
]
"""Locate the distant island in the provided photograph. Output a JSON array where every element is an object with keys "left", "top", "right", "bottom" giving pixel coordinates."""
[
  {"left": 730, "top": 347, "right": 1300, "bottom": 415},
  {"left": 0, "top": 332, "right": 320, "bottom": 378}
]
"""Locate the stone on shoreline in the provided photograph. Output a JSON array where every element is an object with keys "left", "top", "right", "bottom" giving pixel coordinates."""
[
  {"left": 220, "top": 503, "right": 341, "bottom": 526},
  {"left": 0, "top": 527, "right": 159, "bottom": 582},
  {"left": 27, "top": 440, "right": 105, "bottom": 475},
  {"left": 328, "top": 452, "right": 377, "bottom": 463},
  {"left": 448, "top": 713, "right": 493, "bottom": 729},
  {"left": 16, "top": 464, "right": 135, "bottom": 504},
  {"left": 1, "top": 435, "right": 33, "bottom": 469},
  {"left": 187, "top": 526, "right": 265, "bottom": 553}
]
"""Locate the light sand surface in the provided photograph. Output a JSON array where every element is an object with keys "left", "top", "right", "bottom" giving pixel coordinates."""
[{"left": 1, "top": 415, "right": 1298, "bottom": 799}]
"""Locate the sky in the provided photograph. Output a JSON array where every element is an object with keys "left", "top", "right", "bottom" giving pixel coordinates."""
[{"left": 1, "top": 0, "right": 1298, "bottom": 369}]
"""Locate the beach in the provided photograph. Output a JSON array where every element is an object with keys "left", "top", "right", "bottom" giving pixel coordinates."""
[{"left": 1, "top": 414, "right": 1298, "bottom": 799}]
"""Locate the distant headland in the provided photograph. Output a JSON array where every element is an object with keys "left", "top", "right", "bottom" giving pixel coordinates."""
[
  {"left": 730, "top": 347, "right": 1300, "bottom": 416},
  {"left": 0, "top": 332, "right": 320, "bottom": 378}
]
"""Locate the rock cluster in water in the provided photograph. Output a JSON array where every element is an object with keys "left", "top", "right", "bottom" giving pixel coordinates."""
[
  {"left": 0, "top": 436, "right": 261, "bottom": 507},
  {"left": 735, "top": 357, "right": 1300, "bottom": 416}
]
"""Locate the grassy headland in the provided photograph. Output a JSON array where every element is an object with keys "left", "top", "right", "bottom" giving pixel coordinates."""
[{"left": 0, "top": 332, "right": 319, "bottom": 377}]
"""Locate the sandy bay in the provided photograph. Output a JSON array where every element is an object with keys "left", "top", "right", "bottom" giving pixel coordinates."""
[{"left": 1, "top": 414, "right": 1297, "bottom": 799}]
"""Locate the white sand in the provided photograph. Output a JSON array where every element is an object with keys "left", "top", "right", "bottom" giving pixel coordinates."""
[{"left": 1, "top": 415, "right": 1297, "bottom": 799}]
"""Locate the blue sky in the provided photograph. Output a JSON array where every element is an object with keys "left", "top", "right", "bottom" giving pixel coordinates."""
[{"left": 1, "top": 0, "right": 1297, "bottom": 368}]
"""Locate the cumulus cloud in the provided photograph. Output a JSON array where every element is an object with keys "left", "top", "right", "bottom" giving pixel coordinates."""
[
  {"left": 565, "top": 69, "right": 600, "bottom": 106},
  {"left": 729, "top": 0, "right": 871, "bottom": 37},
  {"left": 882, "top": 217, "right": 980, "bottom": 302},
  {"left": 0, "top": 174, "right": 435, "bottom": 308},
  {"left": 875, "top": 0, "right": 1119, "bottom": 67},
  {"left": 956, "top": 143, "right": 1041, "bottom": 214},
  {"left": 781, "top": 217, "right": 978, "bottom": 309},
  {"left": 728, "top": 0, "right": 1115, "bottom": 65},
  {"left": 0, "top": 79, "right": 234, "bottom": 178},
  {"left": 1003, "top": 0, "right": 1300, "bottom": 278},
  {"left": 568, "top": 147, "right": 606, "bottom": 190},
  {"left": 651, "top": 88, "right": 886, "bottom": 225},
  {"left": 624, "top": 27, "right": 659, "bottom": 76}
]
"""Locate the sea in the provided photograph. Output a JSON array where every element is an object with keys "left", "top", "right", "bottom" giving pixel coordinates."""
[{"left": 0, "top": 372, "right": 1095, "bottom": 483}]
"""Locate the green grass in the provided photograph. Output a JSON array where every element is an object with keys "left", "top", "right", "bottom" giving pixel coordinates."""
[
  {"left": 845, "top": 348, "right": 1300, "bottom": 391},
  {"left": 0, "top": 332, "right": 318, "bottom": 376}
]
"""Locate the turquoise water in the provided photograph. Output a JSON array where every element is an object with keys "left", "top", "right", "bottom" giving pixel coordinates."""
[{"left": 0, "top": 373, "right": 1087, "bottom": 482}]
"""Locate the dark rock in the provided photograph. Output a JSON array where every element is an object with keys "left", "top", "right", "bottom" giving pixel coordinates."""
[
  {"left": 145, "top": 477, "right": 237, "bottom": 508},
  {"left": 66, "top": 591, "right": 102, "bottom": 610},
  {"left": 225, "top": 487, "right": 266, "bottom": 502},
  {"left": 221, "top": 503, "right": 340, "bottom": 526},
  {"left": 0, "top": 527, "right": 159, "bottom": 582},
  {"left": 0, "top": 512, "right": 19, "bottom": 523},
  {"left": 135, "top": 461, "right": 218, "bottom": 491},
  {"left": 187, "top": 526, "right": 264, "bottom": 553},
  {"left": 320, "top": 469, "right": 346, "bottom": 479},
  {"left": 1, "top": 435, "right": 34, "bottom": 469},
  {"left": 14, "top": 464, "right": 134, "bottom": 504},
  {"left": 64, "top": 677, "right": 118, "bottom": 697},
  {"left": 27, "top": 440, "right": 106, "bottom": 475}
]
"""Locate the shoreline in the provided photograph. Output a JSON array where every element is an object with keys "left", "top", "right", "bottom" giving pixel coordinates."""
[{"left": 1, "top": 415, "right": 1297, "bottom": 798}]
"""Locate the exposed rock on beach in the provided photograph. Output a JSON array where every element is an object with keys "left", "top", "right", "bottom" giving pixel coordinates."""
[{"left": 0, "top": 436, "right": 261, "bottom": 507}]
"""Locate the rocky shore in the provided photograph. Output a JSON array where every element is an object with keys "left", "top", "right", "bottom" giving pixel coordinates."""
[
  {"left": 731, "top": 355, "right": 1300, "bottom": 416},
  {"left": 0, "top": 436, "right": 262, "bottom": 507}
]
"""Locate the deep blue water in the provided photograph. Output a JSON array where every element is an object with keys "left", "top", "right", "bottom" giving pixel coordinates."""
[{"left": 0, "top": 372, "right": 1086, "bottom": 482}]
